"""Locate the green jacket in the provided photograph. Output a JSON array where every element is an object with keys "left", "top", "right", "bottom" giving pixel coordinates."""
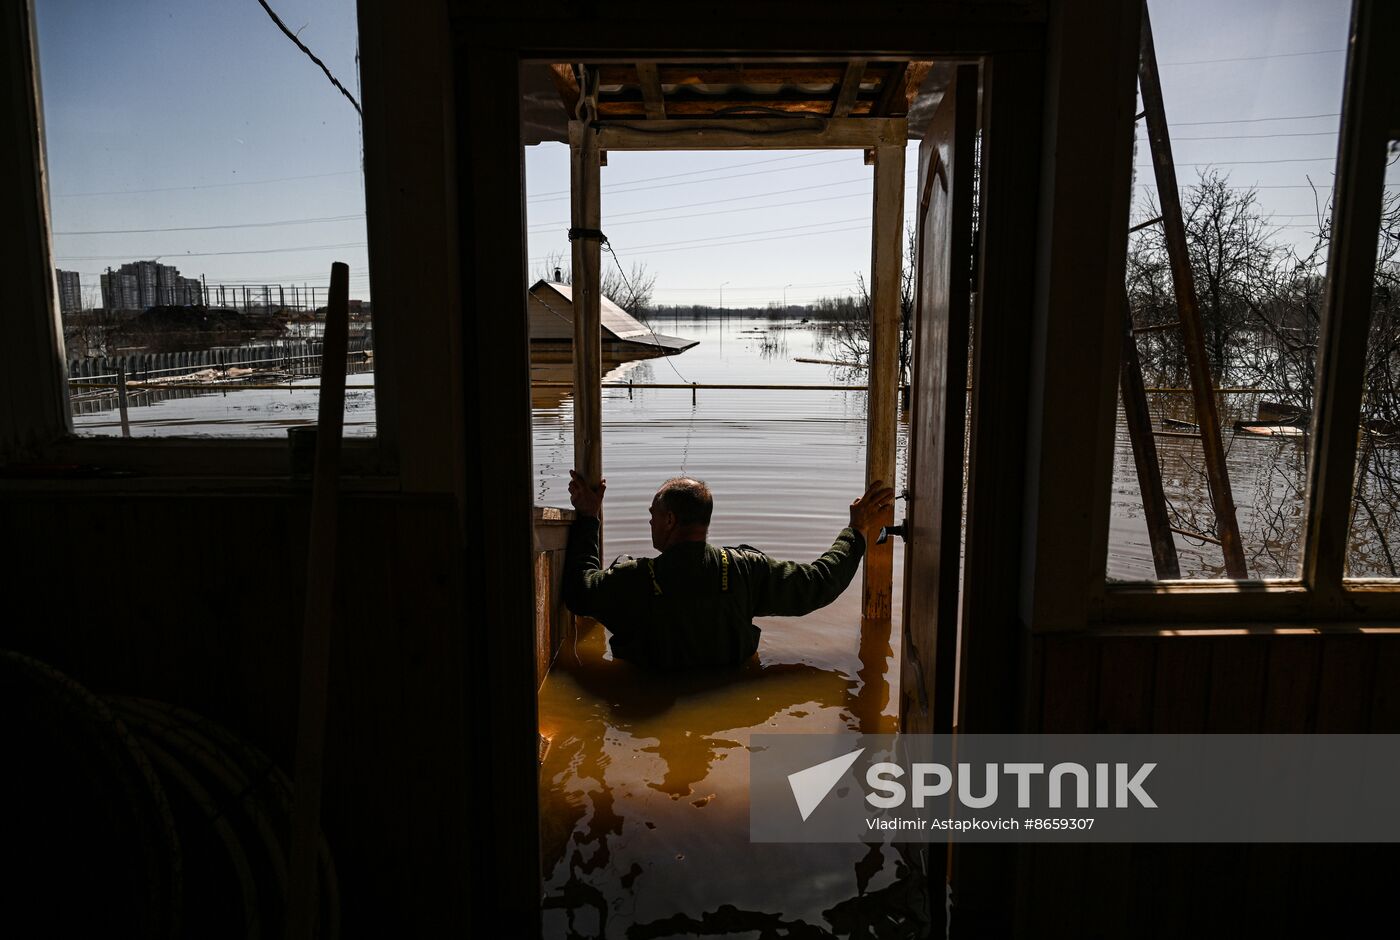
[{"left": 562, "top": 515, "right": 866, "bottom": 671}]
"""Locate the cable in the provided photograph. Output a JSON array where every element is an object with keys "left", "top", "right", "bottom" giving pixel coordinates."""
[
  {"left": 55, "top": 241, "right": 367, "bottom": 262},
  {"left": 52, "top": 170, "right": 361, "bottom": 198},
  {"left": 1171, "top": 130, "right": 1337, "bottom": 142},
  {"left": 1135, "top": 156, "right": 1336, "bottom": 167},
  {"left": 599, "top": 240, "right": 691, "bottom": 384},
  {"left": 55, "top": 214, "right": 366, "bottom": 236},
  {"left": 254, "top": 0, "right": 361, "bottom": 116},
  {"left": 527, "top": 155, "right": 857, "bottom": 203},
  {"left": 1164, "top": 112, "right": 1339, "bottom": 127},
  {"left": 528, "top": 150, "right": 841, "bottom": 198},
  {"left": 1158, "top": 48, "right": 1344, "bottom": 67}
]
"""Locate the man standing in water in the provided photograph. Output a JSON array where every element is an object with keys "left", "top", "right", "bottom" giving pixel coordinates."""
[{"left": 563, "top": 471, "right": 896, "bottom": 671}]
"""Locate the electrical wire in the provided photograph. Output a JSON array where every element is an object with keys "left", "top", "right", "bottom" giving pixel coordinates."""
[{"left": 254, "top": 0, "right": 361, "bottom": 116}]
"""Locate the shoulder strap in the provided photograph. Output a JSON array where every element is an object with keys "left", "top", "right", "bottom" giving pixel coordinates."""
[
  {"left": 719, "top": 548, "right": 730, "bottom": 593},
  {"left": 643, "top": 557, "right": 662, "bottom": 595}
]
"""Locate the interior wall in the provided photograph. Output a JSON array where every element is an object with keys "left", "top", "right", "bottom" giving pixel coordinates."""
[{"left": 0, "top": 489, "right": 472, "bottom": 933}]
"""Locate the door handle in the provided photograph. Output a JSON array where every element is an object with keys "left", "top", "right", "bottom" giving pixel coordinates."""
[{"left": 877, "top": 520, "right": 908, "bottom": 544}]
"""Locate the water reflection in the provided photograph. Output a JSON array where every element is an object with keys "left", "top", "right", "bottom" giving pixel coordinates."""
[{"left": 539, "top": 619, "right": 926, "bottom": 938}]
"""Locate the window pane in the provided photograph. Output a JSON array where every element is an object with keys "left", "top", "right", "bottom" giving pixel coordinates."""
[
  {"left": 1344, "top": 141, "right": 1400, "bottom": 577},
  {"left": 1107, "top": 0, "right": 1348, "bottom": 581},
  {"left": 38, "top": 0, "right": 374, "bottom": 438}
]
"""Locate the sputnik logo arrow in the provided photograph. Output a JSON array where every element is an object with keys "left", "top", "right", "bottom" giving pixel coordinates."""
[{"left": 787, "top": 747, "right": 865, "bottom": 821}]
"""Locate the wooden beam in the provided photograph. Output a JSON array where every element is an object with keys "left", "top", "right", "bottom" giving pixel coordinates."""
[
  {"left": 454, "top": 37, "right": 542, "bottom": 930},
  {"left": 596, "top": 98, "right": 877, "bottom": 117},
  {"left": 903, "top": 61, "right": 934, "bottom": 112},
  {"left": 874, "top": 61, "right": 910, "bottom": 116},
  {"left": 635, "top": 61, "right": 666, "bottom": 118},
  {"left": 595, "top": 116, "right": 906, "bottom": 150},
  {"left": 1, "top": 0, "right": 70, "bottom": 455},
  {"left": 1119, "top": 294, "right": 1181, "bottom": 579},
  {"left": 1138, "top": 7, "right": 1247, "bottom": 578},
  {"left": 832, "top": 59, "right": 867, "bottom": 117},
  {"left": 600, "top": 65, "right": 850, "bottom": 86},
  {"left": 548, "top": 63, "right": 580, "bottom": 118},
  {"left": 1018, "top": 0, "right": 1142, "bottom": 631},
  {"left": 863, "top": 142, "right": 905, "bottom": 621},
  {"left": 1304, "top": 0, "right": 1396, "bottom": 608},
  {"left": 285, "top": 262, "right": 350, "bottom": 940},
  {"left": 569, "top": 120, "right": 604, "bottom": 523}
]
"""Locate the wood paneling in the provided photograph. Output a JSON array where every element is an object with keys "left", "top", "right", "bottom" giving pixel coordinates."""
[{"left": 0, "top": 491, "right": 469, "bottom": 934}]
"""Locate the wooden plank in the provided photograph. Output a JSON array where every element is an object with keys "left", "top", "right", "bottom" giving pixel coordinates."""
[
  {"left": 1303, "top": 0, "right": 1398, "bottom": 609},
  {"left": 458, "top": 40, "right": 544, "bottom": 929},
  {"left": 1017, "top": 0, "right": 1141, "bottom": 631},
  {"left": 548, "top": 63, "right": 580, "bottom": 117},
  {"left": 1019, "top": 635, "right": 1096, "bottom": 937},
  {"left": 1370, "top": 634, "right": 1400, "bottom": 731},
  {"left": 634, "top": 62, "right": 666, "bottom": 119},
  {"left": 1206, "top": 636, "right": 1268, "bottom": 732},
  {"left": 286, "top": 263, "right": 351, "bottom": 940},
  {"left": 1260, "top": 636, "right": 1321, "bottom": 732},
  {"left": 358, "top": 0, "right": 463, "bottom": 490},
  {"left": 1119, "top": 295, "right": 1181, "bottom": 578},
  {"left": 596, "top": 98, "right": 877, "bottom": 117},
  {"left": 873, "top": 62, "right": 909, "bottom": 117},
  {"left": 1314, "top": 632, "right": 1374, "bottom": 731},
  {"left": 1138, "top": 7, "right": 1247, "bottom": 578},
  {"left": 594, "top": 116, "right": 907, "bottom": 150},
  {"left": 1094, "top": 637, "right": 1156, "bottom": 731},
  {"left": 831, "top": 59, "right": 867, "bottom": 117},
  {"left": 899, "top": 65, "right": 974, "bottom": 735},
  {"left": 863, "top": 141, "right": 903, "bottom": 622},
  {"left": 958, "top": 46, "right": 1043, "bottom": 738},
  {"left": 568, "top": 119, "right": 604, "bottom": 506},
  {"left": 0, "top": 0, "right": 70, "bottom": 455}
]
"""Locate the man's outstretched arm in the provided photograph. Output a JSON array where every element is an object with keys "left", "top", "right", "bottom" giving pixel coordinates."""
[
  {"left": 746, "top": 480, "right": 895, "bottom": 617},
  {"left": 561, "top": 469, "right": 633, "bottom": 618}
]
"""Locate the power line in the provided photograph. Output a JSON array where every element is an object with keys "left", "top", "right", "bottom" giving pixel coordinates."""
[
  {"left": 530, "top": 177, "right": 918, "bottom": 232},
  {"left": 55, "top": 241, "right": 367, "bottom": 261},
  {"left": 1135, "top": 155, "right": 1336, "bottom": 167},
  {"left": 1158, "top": 48, "right": 1345, "bottom": 67},
  {"left": 528, "top": 150, "right": 841, "bottom": 197},
  {"left": 530, "top": 222, "right": 868, "bottom": 265},
  {"left": 52, "top": 170, "right": 361, "bottom": 198},
  {"left": 1170, "top": 130, "right": 1337, "bottom": 142},
  {"left": 55, "top": 213, "right": 366, "bottom": 236},
  {"left": 528, "top": 155, "right": 859, "bottom": 203},
  {"left": 1164, "top": 112, "right": 1339, "bottom": 127},
  {"left": 254, "top": 0, "right": 361, "bottom": 116}
]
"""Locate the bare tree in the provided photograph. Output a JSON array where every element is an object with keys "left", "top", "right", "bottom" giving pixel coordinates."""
[
  {"left": 812, "top": 223, "right": 918, "bottom": 385},
  {"left": 535, "top": 250, "right": 659, "bottom": 322},
  {"left": 1128, "top": 168, "right": 1280, "bottom": 387}
]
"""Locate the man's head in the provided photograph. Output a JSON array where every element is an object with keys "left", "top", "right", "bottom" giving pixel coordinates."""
[{"left": 649, "top": 477, "right": 712, "bottom": 551}]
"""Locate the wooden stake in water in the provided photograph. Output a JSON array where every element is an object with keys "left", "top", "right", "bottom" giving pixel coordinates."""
[
  {"left": 116, "top": 365, "right": 131, "bottom": 438},
  {"left": 285, "top": 262, "right": 350, "bottom": 940}
]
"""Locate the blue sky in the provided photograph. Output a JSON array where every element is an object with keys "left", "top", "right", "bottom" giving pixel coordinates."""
[{"left": 36, "top": 0, "right": 1363, "bottom": 308}]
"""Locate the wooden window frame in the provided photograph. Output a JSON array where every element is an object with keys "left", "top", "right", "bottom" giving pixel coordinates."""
[
  {"left": 1083, "top": 0, "right": 1400, "bottom": 628},
  {"left": 1, "top": 0, "right": 477, "bottom": 490}
]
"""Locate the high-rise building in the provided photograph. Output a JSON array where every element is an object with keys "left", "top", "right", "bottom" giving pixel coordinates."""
[
  {"left": 100, "top": 260, "right": 204, "bottom": 312},
  {"left": 55, "top": 268, "right": 81, "bottom": 315}
]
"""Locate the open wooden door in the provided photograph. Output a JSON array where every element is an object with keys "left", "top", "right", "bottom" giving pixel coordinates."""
[{"left": 900, "top": 64, "right": 978, "bottom": 735}]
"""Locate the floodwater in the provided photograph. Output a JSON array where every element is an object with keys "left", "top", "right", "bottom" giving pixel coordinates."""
[{"left": 70, "top": 372, "right": 377, "bottom": 438}]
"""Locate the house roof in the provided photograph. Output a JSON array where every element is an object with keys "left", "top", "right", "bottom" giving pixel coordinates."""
[
  {"left": 527, "top": 280, "right": 699, "bottom": 353},
  {"left": 531, "top": 280, "right": 650, "bottom": 339}
]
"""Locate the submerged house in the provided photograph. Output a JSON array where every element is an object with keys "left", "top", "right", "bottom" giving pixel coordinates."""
[
  {"left": 3, "top": 0, "right": 1399, "bottom": 937},
  {"left": 527, "top": 279, "right": 696, "bottom": 359}
]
